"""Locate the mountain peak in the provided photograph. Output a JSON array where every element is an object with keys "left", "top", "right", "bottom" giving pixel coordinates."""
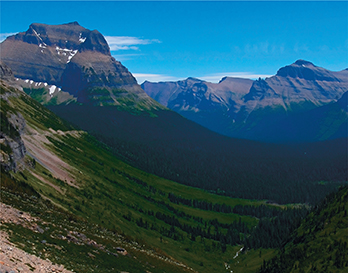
[
  {"left": 294, "top": 59, "right": 315, "bottom": 67},
  {"left": 187, "top": 77, "right": 202, "bottom": 81},
  {"left": 275, "top": 60, "right": 337, "bottom": 81},
  {"left": 66, "top": 21, "right": 80, "bottom": 26}
]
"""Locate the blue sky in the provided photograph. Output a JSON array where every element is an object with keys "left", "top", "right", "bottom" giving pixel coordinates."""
[{"left": 1, "top": 1, "right": 347, "bottom": 84}]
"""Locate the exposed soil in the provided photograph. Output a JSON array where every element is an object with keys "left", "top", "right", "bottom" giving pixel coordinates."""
[
  {"left": 22, "top": 127, "right": 81, "bottom": 188},
  {"left": 0, "top": 203, "right": 73, "bottom": 273}
]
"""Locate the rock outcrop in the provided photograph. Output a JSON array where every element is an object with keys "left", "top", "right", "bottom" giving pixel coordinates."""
[
  {"left": 0, "top": 61, "right": 14, "bottom": 80},
  {"left": 0, "top": 90, "right": 27, "bottom": 171}
]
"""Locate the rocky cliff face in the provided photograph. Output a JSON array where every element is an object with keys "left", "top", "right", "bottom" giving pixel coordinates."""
[
  {"left": 142, "top": 60, "right": 348, "bottom": 142},
  {"left": 0, "top": 61, "right": 14, "bottom": 80},
  {"left": 0, "top": 22, "right": 160, "bottom": 108},
  {"left": 0, "top": 65, "right": 27, "bottom": 171},
  {"left": 0, "top": 111, "right": 27, "bottom": 172}
]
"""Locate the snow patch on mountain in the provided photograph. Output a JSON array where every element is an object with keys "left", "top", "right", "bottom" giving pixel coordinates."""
[
  {"left": 32, "top": 28, "right": 42, "bottom": 41},
  {"left": 49, "top": 85, "right": 56, "bottom": 95},
  {"left": 21, "top": 78, "right": 61, "bottom": 96},
  {"left": 79, "top": 33, "right": 86, "bottom": 43},
  {"left": 67, "top": 50, "right": 78, "bottom": 63},
  {"left": 47, "top": 85, "right": 61, "bottom": 96},
  {"left": 55, "top": 47, "right": 78, "bottom": 63}
]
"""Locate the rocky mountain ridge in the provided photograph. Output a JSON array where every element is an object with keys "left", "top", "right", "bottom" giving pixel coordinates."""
[
  {"left": 142, "top": 60, "right": 348, "bottom": 142},
  {"left": 143, "top": 77, "right": 253, "bottom": 112}
]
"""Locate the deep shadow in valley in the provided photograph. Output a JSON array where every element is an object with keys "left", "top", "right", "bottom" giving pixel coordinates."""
[{"left": 48, "top": 105, "right": 347, "bottom": 205}]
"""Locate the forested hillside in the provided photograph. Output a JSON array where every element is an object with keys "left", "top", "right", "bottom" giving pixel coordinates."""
[{"left": 258, "top": 185, "right": 348, "bottom": 273}]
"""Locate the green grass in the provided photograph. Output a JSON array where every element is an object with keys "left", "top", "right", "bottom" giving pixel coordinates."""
[
  {"left": 23, "top": 87, "right": 47, "bottom": 103},
  {"left": 23, "top": 87, "right": 77, "bottom": 106}
]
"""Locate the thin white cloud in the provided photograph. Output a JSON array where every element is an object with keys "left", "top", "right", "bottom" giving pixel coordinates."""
[
  {"left": 112, "top": 53, "right": 145, "bottom": 62},
  {"left": 133, "top": 73, "right": 183, "bottom": 84},
  {"left": 294, "top": 42, "right": 309, "bottom": 53},
  {"left": 133, "top": 72, "right": 274, "bottom": 85},
  {"left": 200, "top": 72, "right": 273, "bottom": 83},
  {"left": 0, "top": 32, "right": 18, "bottom": 43},
  {"left": 242, "top": 42, "right": 286, "bottom": 57},
  {"left": 105, "top": 36, "right": 161, "bottom": 51}
]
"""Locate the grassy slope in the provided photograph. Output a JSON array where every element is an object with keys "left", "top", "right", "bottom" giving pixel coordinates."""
[{"left": 1, "top": 81, "right": 281, "bottom": 272}]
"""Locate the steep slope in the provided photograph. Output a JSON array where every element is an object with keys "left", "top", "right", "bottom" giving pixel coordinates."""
[
  {"left": 0, "top": 22, "right": 163, "bottom": 109},
  {"left": 1, "top": 75, "right": 193, "bottom": 272},
  {"left": 0, "top": 62, "right": 27, "bottom": 171},
  {"left": 258, "top": 185, "right": 348, "bottom": 273},
  {"left": 1, "top": 78, "right": 306, "bottom": 272},
  {"left": 142, "top": 60, "right": 348, "bottom": 142}
]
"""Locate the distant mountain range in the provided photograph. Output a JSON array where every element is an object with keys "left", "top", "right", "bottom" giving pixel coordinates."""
[{"left": 142, "top": 60, "right": 348, "bottom": 142}]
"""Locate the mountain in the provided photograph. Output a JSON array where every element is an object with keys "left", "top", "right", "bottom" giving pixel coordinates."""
[
  {"left": 0, "top": 22, "right": 163, "bottom": 109},
  {"left": 142, "top": 60, "right": 348, "bottom": 142},
  {"left": 143, "top": 76, "right": 253, "bottom": 111},
  {"left": 142, "top": 76, "right": 253, "bottom": 135}
]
